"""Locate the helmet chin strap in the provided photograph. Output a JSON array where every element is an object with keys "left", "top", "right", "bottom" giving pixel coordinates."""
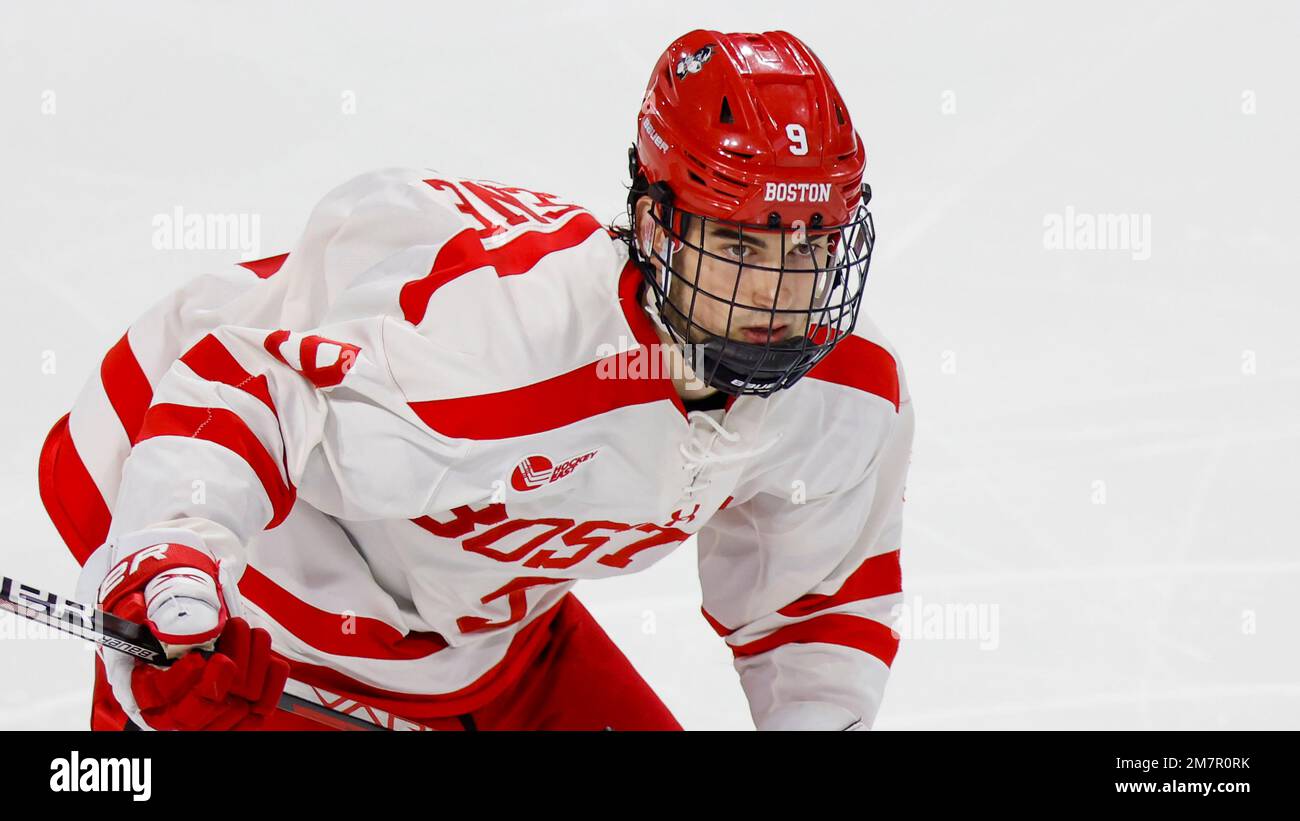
[
  {"left": 640, "top": 274, "right": 713, "bottom": 397},
  {"left": 641, "top": 279, "right": 672, "bottom": 338},
  {"left": 638, "top": 202, "right": 689, "bottom": 347}
]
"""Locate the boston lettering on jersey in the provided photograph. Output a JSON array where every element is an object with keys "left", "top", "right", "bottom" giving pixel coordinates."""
[
  {"left": 411, "top": 502, "right": 697, "bottom": 635},
  {"left": 412, "top": 502, "right": 693, "bottom": 573}
]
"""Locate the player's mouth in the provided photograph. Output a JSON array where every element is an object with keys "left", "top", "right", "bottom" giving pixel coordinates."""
[{"left": 739, "top": 324, "right": 789, "bottom": 344}]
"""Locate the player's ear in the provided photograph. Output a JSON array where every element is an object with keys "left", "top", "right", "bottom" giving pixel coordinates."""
[
  {"left": 634, "top": 196, "right": 658, "bottom": 257},
  {"left": 634, "top": 195, "right": 685, "bottom": 261}
]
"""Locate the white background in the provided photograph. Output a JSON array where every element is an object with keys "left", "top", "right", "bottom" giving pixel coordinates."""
[{"left": 1, "top": 0, "right": 1297, "bottom": 729}]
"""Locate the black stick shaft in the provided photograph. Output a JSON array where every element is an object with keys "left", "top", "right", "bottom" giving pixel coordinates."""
[{"left": 0, "top": 575, "right": 434, "bottom": 731}]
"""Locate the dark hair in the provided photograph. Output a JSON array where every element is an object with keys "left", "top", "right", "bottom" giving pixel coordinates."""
[
  {"left": 609, "top": 145, "right": 649, "bottom": 248},
  {"left": 615, "top": 147, "right": 708, "bottom": 257}
]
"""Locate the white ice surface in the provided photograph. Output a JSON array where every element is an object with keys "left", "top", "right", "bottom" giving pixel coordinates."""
[{"left": 0, "top": 0, "right": 1296, "bottom": 729}]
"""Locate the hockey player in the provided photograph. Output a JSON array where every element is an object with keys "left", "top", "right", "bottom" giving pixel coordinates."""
[{"left": 38, "top": 29, "right": 912, "bottom": 731}]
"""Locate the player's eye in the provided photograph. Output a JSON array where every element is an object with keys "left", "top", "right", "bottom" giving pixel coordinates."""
[{"left": 724, "top": 243, "right": 748, "bottom": 260}]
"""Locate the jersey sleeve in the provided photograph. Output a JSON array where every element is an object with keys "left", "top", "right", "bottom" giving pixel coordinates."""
[
  {"left": 697, "top": 380, "right": 914, "bottom": 731},
  {"left": 73, "top": 167, "right": 475, "bottom": 582},
  {"left": 103, "top": 317, "right": 392, "bottom": 579}
]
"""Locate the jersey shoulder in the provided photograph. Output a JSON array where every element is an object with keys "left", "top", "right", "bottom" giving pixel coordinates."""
[
  {"left": 742, "top": 312, "right": 909, "bottom": 497},
  {"left": 337, "top": 169, "right": 632, "bottom": 402},
  {"left": 803, "top": 312, "right": 908, "bottom": 411}
]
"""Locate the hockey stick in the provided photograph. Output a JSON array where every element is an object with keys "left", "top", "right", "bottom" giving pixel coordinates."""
[{"left": 0, "top": 575, "right": 436, "bottom": 731}]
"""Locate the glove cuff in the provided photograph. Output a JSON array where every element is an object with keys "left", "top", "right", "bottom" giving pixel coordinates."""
[{"left": 99, "top": 542, "right": 226, "bottom": 646}]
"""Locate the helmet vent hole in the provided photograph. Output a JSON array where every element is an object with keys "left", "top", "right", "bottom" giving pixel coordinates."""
[
  {"left": 687, "top": 170, "right": 708, "bottom": 187},
  {"left": 719, "top": 96, "right": 734, "bottom": 124},
  {"left": 714, "top": 170, "right": 745, "bottom": 188},
  {"left": 834, "top": 103, "right": 845, "bottom": 126}
]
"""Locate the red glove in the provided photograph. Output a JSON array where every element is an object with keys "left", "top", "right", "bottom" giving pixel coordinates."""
[
  {"left": 132, "top": 617, "right": 289, "bottom": 730},
  {"left": 97, "top": 538, "right": 288, "bottom": 730}
]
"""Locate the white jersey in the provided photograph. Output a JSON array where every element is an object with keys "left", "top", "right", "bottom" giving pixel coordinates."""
[{"left": 44, "top": 168, "right": 914, "bottom": 729}]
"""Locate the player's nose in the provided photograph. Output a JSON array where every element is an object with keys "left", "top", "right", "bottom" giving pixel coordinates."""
[
  {"left": 741, "top": 261, "right": 783, "bottom": 309},
  {"left": 747, "top": 269, "right": 803, "bottom": 312},
  {"left": 749, "top": 282, "right": 777, "bottom": 310}
]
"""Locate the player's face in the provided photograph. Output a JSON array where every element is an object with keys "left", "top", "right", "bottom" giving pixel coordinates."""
[{"left": 637, "top": 200, "right": 833, "bottom": 345}]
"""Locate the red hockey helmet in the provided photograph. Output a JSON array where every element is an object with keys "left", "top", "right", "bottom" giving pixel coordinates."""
[
  {"left": 635, "top": 29, "right": 867, "bottom": 228},
  {"left": 627, "top": 30, "right": 875, "bottom": 396}
]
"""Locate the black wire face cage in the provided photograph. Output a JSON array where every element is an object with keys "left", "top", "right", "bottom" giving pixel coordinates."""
[{"left": 626, "top": 177, "right": 875, "bottom": 397}]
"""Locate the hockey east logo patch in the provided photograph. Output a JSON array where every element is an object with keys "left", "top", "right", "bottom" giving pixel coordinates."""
[{"left": 510, "top": 450, "right": 598, "bottom": 492}]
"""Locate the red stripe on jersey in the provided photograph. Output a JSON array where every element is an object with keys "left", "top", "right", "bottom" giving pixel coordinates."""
[
  {"left": 407, "top": 256, "right": 686, "bottom": 438},
  {"left": 238, "top": 252, "right": 289, "bottom": 279},
  {"left": 409, "top": 348, "right": 679, "bottom": 439},
  {"left": 268, "top": 595, "right": 568, "bottom": 720},
  {"left": 180, "top": 334, "right": 277, "bottom": 414},
  {"left": 805, "top": 334, "right": 900, "bottom": 410},
  {"left": 136, "top": 403, "right": 296, "bottom": 529},
  {"left": 618, "top": 259, "right": 663, "bottom": 350},
  {"left": 101, "top": 332, "right": 154, "bottom": 444},
  {"left": 38, "top": 414, "right": 111, "bottom": 565},
  {"left": 238, "top": 566, "right": 449, "bottom": 660},
  {"left": 777, "top": 550, "right": 902, "bottom": 620},
  {"left": 729, "top": 613, "right": 899, "bottom": 667},
  {"left": 399, "top": 212, "right": 604, "bottom": 325},
  {"left": 617, "top": 259, "right": 687, "bottom": 416},
  {"left": 700, "top": 607, "right": 735, "bottom": 638}
]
